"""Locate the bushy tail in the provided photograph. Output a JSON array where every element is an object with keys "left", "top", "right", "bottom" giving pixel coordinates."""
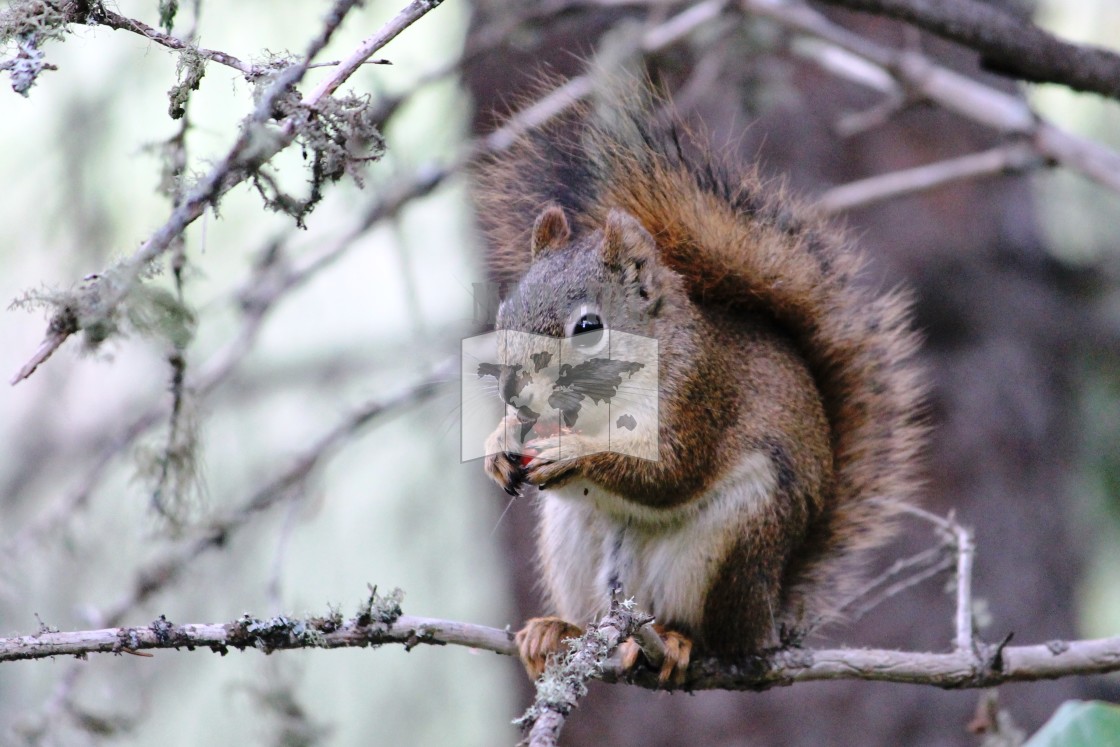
[{"left": 475, "top": 83, "right": 926, "bottom": 631}]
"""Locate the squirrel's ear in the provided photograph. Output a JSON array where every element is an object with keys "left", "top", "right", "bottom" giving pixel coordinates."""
[
  {"left": 603, "top": 209, "right": 657, "bottom": 269},
  {"left": 531, "top": 205, "right": 571, "bottom": 259},
  {"left": 603, "top": 210, "right": 664, "bottom": 308}
]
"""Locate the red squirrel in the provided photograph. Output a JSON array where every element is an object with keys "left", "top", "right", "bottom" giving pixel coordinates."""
[{"left": 476, "top": 87, "right": 925, "bottom": 684}]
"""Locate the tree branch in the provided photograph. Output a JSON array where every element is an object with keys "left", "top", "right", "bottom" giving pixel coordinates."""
[
  {"left": 813, "top": 0, "right": 1120, "bottom": 101},
  {"left": 744, "top": 0, "right": 1120, "bottom": 194},
  {"left": 4, "top": 604, "right": 1119, "bottom": 693},
  {"left": 517, "top": 600, "right": 653, "bottom": 746},
  {"left": 87, "top": 5, "right": 254, "bottom": 75},
  {"left": 0, "top": 610, "right": 515, "bottom": 663},
  {"left": 304, "top": 0, "right": 444, "bottom": 106},
  {"left": 10, "top": 0, "right": 444, "bottom": 385},
  {"left": 818, "top": 143, "right": 1042, "bottom": 214}
]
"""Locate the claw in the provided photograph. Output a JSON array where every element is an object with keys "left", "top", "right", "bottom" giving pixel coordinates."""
[
  {"left": 617, "top": 637, "right": 642, "bottom": 671},
  {"left": 617, "top": 626, "right": 693, "bottom": 688},
  {"left": 485, "top": 449, "right": 527, "bottom": 496},
  {"left": 657, "top": 629, "right": 692, "bottom": 687},
  {"left": 514, "top": 617, "right": 583, "bottom": 680}
]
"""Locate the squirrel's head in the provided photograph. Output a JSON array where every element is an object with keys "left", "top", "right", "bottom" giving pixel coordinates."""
[
  {"left": 486, "top": 205, "right": 669, "bottom": 464},
  {"left": 495, "top": 204, "right": 679, "bottom": 342}
]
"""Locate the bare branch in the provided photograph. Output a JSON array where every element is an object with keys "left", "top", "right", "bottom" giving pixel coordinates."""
[
  {"left": 87, "top": 6, "right": 254, "bottom": 75},
  {"left": 517, "top": 600, "right": 653, "bottom": 746},
  {"left": 4, "top": 606, "right": 1120, "bottom": 694},
  {"left": 304, "top": 0, "right": 445, "bottom": 106},
  {"left": 814, "top": 0, "right": 1120, "bottom": 101},
  {"left": 952, "top": 519, "right": 977, "bottom": 655},
  {"left": 651, "top": 635, "right": 1120, "bottom": 690},
  {"left": 745, "top": 0, "right": 1120, "bottom": 197},
  {"left": 818, "top": 143, "right": 1042, "bottom": 214},
  {"left": 8, "top": 326, "right": 70, "bottom": 385}
]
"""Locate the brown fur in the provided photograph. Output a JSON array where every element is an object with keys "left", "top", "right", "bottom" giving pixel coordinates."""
[{"left": 476, "top": 86, "right": 925, "bottom": 655}]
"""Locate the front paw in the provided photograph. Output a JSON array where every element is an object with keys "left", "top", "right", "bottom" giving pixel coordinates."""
[
  {"left": 523, "top": 434, "right": 589, "bottom": 487},
  {"left": 514, "top": 616, "right": 583, "bottom": 680},
  {"left": 484, "top": 450, "right": 527, "bottom": 496},
  {"left": 617, "top": 625, "right": 692, "bottom": 687},
  {"left": 484, "top": 417, "right": 528, "bottom": 495},
  {"left": 655, "top": 628, "right": 692, "bottom": 687}
]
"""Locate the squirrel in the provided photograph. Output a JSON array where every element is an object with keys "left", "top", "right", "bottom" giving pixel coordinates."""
[{"left": 475, "top": 85, "right": 925, "bottom": 684}]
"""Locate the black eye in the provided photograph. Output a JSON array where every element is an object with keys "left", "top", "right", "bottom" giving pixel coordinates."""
[{"left": 572, "top": 313, "right": 604, "bottom": 349}]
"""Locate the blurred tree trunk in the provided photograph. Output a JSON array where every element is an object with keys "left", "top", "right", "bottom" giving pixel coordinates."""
[{"left": 465, "top": 3, "right": 1114, "bottom": 743}]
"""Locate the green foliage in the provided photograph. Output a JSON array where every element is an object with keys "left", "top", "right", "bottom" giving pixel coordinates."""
[{"left": 1025, "top": 701, "right": 1120, "bottom": 746}]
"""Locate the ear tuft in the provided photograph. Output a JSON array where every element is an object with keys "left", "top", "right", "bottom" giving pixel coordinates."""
[{"left": 531, "top": 205, "right": 571, "bottom": 259}]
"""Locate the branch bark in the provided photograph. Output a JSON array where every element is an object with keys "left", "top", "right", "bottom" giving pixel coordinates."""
[
  {"left": 87, "top": 6, "right": 254, "bottom": 75},
  {"left": 517, "top": 601, "right": 653, "bottom": 746},
  {"left": 818, "top": 143, "right": 1042, "bottom": 214},
  {"left": 0, "top": 610, "right": 515, "bottom": 663},
  {"left": 813, "top": 0, "right": 1120, "bottom": 101},
  {"left": 4, "top": 606, "right": 1119, "bottom": 693}
]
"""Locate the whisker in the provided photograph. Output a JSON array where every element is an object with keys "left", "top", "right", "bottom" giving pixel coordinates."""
[{"left": 489, "top": 494, "right": 518, "bottom": 537}]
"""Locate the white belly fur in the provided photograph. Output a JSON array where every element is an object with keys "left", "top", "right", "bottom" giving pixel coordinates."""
[{"left": 536, "top": 450, "right": 777, "bottom": 630}]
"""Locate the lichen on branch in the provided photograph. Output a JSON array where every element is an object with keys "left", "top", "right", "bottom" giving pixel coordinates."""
[
  {"left": 0, "top": 0, "right": 72, "bottom": 94},
  {"left": 244, "top": 68, "right": 387, "bottom": 226}
]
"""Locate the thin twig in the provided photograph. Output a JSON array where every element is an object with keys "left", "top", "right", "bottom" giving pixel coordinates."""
[
  {"left": 894, "top": 505, "right": 978, "bottom": 653},
  {"left": 97, "top": 361, "right": 454, "bottom": 627},
  {"left": 818, "top": 142, "right": 1042, "bottom": 214},
  {"left": 953, "top": 521, "right": 977, "bottom": 654},
  {"left": 88, "top": 6, "right": 254, "bottom": 75},
  {"left": 631, "top": 622, "right": 669, "bottom": 666},
  {"left": 304, "top": 0, "right": 446, "bottom": 106},
  {"left": 8, "top": 328, "right": 70, "bottom": 385},
  {"left": 840, "top": 545, "right": 954, "bottom": 622}
]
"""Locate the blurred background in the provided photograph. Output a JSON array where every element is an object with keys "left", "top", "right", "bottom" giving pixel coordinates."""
[{"left": 0, "top": 0, "right": 1118, "bottom": 745}]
